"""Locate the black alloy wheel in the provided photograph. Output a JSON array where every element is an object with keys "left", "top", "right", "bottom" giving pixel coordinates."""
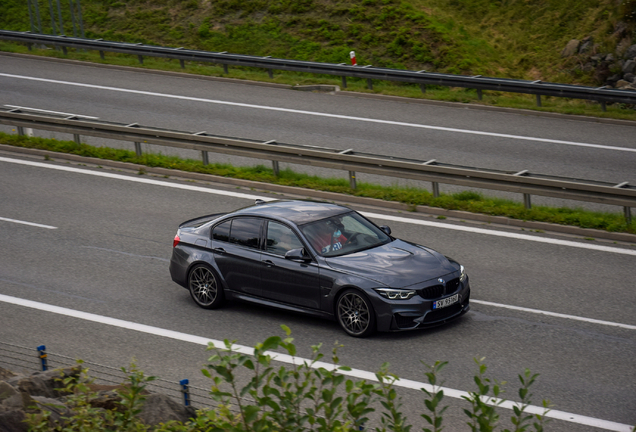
[
  {"left": 188, "top": 264, "right": 224, "bottom": 309},
  {"left": 336, "top": 289, "right": 376, "bottom": 337}
]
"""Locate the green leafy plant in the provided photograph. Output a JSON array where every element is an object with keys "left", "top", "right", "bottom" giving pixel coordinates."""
[
  {"left": 26, "top": 359, "right": 155, "bottom": 432},
  {"left": 26, "top": 360, "right": 112, "bottom": 432},
  {"left": 421, "top": 360, "right": 449, "bottom": 432},
  {"left": 375, "top": 363, "right": 412, "bottom": 432},
  {"left": 462, "top": 357, "right": 505, "bottom": 432},
  {"left": 112, "top": 361, "right": 157, "bottom": 431}
]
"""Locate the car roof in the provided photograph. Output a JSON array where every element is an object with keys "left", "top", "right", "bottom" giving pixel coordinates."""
[{"left": 232, "top": 200, "right": 350, "bottom": 225}]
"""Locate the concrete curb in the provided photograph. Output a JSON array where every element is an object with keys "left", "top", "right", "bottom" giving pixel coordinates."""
[
  {"left": 292, "top": 84, "right": 340, "bottom": 92},
  {"left": 2, "top": 51, "right": 635, "bottom": 127},
  {"left": 2, "top": 143, "right": 635, "bottom": 244}
]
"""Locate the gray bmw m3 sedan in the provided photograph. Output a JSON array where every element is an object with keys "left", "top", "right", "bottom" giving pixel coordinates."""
[{"left": 170, "top": 200, "right": 470, "bottom": 337}]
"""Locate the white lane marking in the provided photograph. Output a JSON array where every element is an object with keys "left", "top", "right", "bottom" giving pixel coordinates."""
[
  {"left": 471, "top": 299, "right": 636, "bottom": 330},
  {"left": 1, "top": 72, "right": 634, "bottom": 153},
  {"left": 4, "top": 105, "right": 99, "bottom": 119},
  {"left": 0, "top": 156, "right": 276, "bottom": 202},
  {"left": 2, "top": 156, "right": 635, "bottom": 257},
  {"left": 0, "top": 216, "right": 57, "bottom": 229},
  {"left": 0, "top": 294, "right": 631, "bottom": 432},
  {"left": 360, "top": 211, "right": 636, "bottom": 256}
]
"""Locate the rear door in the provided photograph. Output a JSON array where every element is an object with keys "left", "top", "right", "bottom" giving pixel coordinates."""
[{"left": 210, "top": 217, "right": 263, "bottom": 296}]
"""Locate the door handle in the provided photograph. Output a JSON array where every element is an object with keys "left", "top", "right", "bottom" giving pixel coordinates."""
[
  {"left": 213, "top": 247, "right": 226, "bottom": 254},
  {"left": 263, "top": 260, "right": 275, "bottom": 267}
]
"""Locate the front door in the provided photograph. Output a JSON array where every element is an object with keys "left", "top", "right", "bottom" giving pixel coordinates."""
[{"left": 260, "top": 221, "right": 321, "bottom": 309}]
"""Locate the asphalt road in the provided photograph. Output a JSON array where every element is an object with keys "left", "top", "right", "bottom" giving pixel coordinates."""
[
  {"left": 1, "top": 152, "right": 635, "bottom": 431},
  {"left": 1, "top": 53, "right": 636, "bottom": 214}
]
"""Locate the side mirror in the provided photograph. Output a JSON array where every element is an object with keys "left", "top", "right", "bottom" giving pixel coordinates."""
[
  {"left": 285, "top": 248, "right": 311, "bottom": 262},
  {"left": 380, "top": 225, "right": 392, "bottom": 235}
]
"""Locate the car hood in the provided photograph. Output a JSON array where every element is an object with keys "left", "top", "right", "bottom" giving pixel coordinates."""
[{"left": 324, "top": 239, "right": 457, "bottom": 288}]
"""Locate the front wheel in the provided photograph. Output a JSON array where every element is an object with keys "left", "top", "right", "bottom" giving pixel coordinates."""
[
  {"left": 188, "top": 264, "right": 224, "bottom": 309},
  {"left": 336, "top": 289, "right": 376, "bottom": 337}
]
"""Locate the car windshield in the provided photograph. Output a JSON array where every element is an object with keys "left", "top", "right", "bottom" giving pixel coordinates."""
[{"left": 300, "top": 211, "right": 391, "bottom": 257}]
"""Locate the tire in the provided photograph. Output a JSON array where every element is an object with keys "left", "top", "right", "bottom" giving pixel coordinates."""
[
  {"left": 188, "top": 264, "right": 224, "bottom": 309},
  {"left": 336, "top": 289, "right": 376, "bottom": 337}
]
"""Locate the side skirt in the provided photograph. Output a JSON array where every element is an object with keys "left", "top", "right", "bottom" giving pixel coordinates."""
[{"left": 225, "top": 291, "right": 335, "bottom": 320}]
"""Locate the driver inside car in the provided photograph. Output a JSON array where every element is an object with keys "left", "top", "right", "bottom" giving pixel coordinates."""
[{"left": 305, "top": 219, "right": 348, "bottom": 254}]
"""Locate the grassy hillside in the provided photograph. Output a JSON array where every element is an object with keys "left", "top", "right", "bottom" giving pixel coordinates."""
[{"left": 1, "top": 0, "right": 634, "bottom": 85}]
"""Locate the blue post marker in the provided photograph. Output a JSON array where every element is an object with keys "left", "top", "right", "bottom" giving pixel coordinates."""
[
  {"left": 37, "top": 345, "right": 48, "bottom": 371},
  {"left": 179, "top": 379, "right": 190, "bottom": 406}
]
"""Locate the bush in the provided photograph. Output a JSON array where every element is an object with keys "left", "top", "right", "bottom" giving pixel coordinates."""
[{"left": 25, "top": 327, "right": 553, "bottom": 431}]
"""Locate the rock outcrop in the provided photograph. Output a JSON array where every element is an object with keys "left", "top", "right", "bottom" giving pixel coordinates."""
[
  {"left": 560, "top": 22, "right": 636, "bottom": 90},
  {"left": 0, "top": 366, "right": 196, "bottom": 431}
]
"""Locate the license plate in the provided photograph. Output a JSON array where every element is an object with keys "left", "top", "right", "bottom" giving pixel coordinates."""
[{"left": 433, "top": 294, "right": 459, "bottom": 310}]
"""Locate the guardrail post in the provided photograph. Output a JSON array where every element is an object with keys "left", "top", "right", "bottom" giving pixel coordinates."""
[
  {"left": 432, "top": 182, "right": 440, "bottom": 198},
  {"left": 73, "top": 134, "right": 81, "bottom": 147},
  {"left": 367, "top": 79, "right": 373, "bottom": 90},
  {"left": 17, "top": 126, "right": 25, "bottom": 136},
  {"left": 201, "top": 151, "right": 209, "bottom": 166},
  {"left": 625, "top": 207, "right": 632, "bottom": 225},
  {"left": 536, "top": 94, "right": 542, "bottom": 107},
  {"left": 37, "top": 345, "right": 48, "bottom": 371},
  {"left": 420, "top": 84, "right": 426, "bottom": 94},
  {"left": 477, "top": 89, "right": 483, "bottom": 100},
  {"left": 62, "top": 46, "right": 67, "bottom": 55},
  {"left": 180, "top": 59, "right": 185, "bottom": 69},
  {"left": 600, "top": 101, "right": 606, "bottom": 112},
  {"left": 267, "top": 69, "right": 273, "bottom": 79},
  {"left": 55, "top": 0, "right": 64, "bottom": 37},
  {"left": 523, "top": 193, "right": 532, "bottom": 209},
  {"left": 223, "top": 64, "right": 229, "bottom": 74},
  {"left": 48, "top": 0, "right": 58, "bottom": 36},
  {"left": 338, "top": 149, "right": 356, "bottom": 189},
  {"left": 179, "top": 379, "right": 190, "bottom": 407},
  {"left": 99, "top": 50, "right": 104, "bottom": 59},
  {"left": 134, "top": 142, "right": 142, "bottom": 157},
  {"left": 423, "top": 159, "right": 440, "bottom": 197},
  {"left": 264, "top": 140, "right": 279, "bottom": 176},
  {"left": 342, "top": 76, "right": 347, "bottom": 88},
  {"left": 513, "top": 170, "right": 533, "bottom": 209}
]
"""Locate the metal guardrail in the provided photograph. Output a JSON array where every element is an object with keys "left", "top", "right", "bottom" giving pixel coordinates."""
[
  {"left": 2, "top": 30, "right": 636, "bottom": 109},
  {"left": 0, "top": 107, "right": 634, "bottom": 222}
]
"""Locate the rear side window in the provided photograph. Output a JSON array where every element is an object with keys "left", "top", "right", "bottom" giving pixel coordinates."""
[
  {"left": 212, "top": 220, "right": 231, "bottom": 242},
  {"left": 229, "top": 218, "right": 262, "bottom": 248}
]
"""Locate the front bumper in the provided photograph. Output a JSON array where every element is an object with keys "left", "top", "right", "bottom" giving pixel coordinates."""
[{"left": 371, "top": 277, "right": 471, "bottom": 332}]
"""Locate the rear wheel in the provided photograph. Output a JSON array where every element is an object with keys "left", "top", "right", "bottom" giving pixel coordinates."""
[
  {"left": 336, "top": 289, "right": 376, "bottom": 337},
  {"left": 188, "top": 264, "right": 224, "bottom": 309}
]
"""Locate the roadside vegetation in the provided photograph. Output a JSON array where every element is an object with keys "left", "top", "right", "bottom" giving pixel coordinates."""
[
  {"left": 26, "top": 326, "right": 554, "bottom": 432},
  {"left": 2, "top": 131, "right": 634, "bottom": 234},
  {"left": 0, "top": 0, "right": 635, "bottom": 119}
]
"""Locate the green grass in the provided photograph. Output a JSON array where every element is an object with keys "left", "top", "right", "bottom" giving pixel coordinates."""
[{"left": 2, "top": 131, "right": 634, "bottom": 234}]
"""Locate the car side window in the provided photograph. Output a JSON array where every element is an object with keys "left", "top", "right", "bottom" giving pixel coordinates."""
[
  {"left": 212, "top": 220, "right": 231, "bottom": 242},
  {"left": 229, "top": 218, "right": 262, "bottom": 249},
  {"left": 266, "top": 221, "right": 303, "bottom": 256}
]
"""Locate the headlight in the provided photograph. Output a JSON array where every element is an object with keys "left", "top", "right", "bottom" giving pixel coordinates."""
[
  {"left": 374, "top": 288, "right": 417, "bottom": 300},
  {"left": 460, "top": 265, "right": 467, "bottom": 282}
]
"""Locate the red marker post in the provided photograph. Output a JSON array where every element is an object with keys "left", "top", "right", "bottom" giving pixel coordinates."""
[{"left": 350, "top": 50, "right": 357, "bottom": 66}]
